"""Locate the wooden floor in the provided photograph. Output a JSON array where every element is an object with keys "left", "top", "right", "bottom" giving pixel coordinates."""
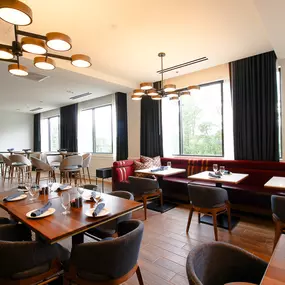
[{"left": 0, "top": 176, "right": 275, "bottom": 285}]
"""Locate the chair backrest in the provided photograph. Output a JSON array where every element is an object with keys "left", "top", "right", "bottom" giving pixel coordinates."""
[
  {"left": 83, "top": 184, "right": 97, "bottom": 190},
  {"left": 271, "top": 195, "right": 285, "bottom": 223},
  {"left": 1, "top": 155, "right": 12, "bottom": 166},
  {"left": 186, "top": 242, "right": 267, "bottom": 285},
  {"left": 31, "top": 157, "right": 52, "bottom": 171},
  {"left": 187, "top": 183, "right": 228, "bottom": 208},
  {"left": 69, "top": 220, "right": 144, "bottom": 281},
  {"left": 128, "top": 176, "right": 159, "bottom": 195},
  {"left": 46, "top": 155, "right": 62, "bottom": 165},
  {"left": 9, "top": 154, "right": 31, "bottom": 166},
  {"left": 60, "top": 155, "right": 83, "bottom": 170},
  {"left": 82, "top": 153, "right": 92, "bottom": 168}
]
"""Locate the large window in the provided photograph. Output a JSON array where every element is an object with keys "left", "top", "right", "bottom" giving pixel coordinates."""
[
  {"left": 78, "top": 105, "right": 113, "bottom": 153},
  {"left": 277, "top": 67, "right": 282, "bottom": 158},
  {"left": 41, "top": 116, "right": 59, "bottom": 151}
]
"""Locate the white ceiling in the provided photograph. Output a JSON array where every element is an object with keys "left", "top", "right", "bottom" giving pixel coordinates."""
[{"left": 0, "top": 0, "right": 283, "bottom": 112}]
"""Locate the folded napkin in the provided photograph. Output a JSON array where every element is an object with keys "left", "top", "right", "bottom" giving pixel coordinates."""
[
  {"left": 57, "top": 184, "right": 69, "bottom": 191},
  {"left": 92, "top": 202, "right": 105, "bottom": 217},
  {"left": 209, "top": 172, "right": 222, "bottom": 178},
  {"left": 3, "top": 192, "right": 24, "bottom": 202},
  {"left": 223, "top": 170, "right": 231, "bottom": 175},
  {"left": 31, "top": 201, "right": 52, "bottom": 217},
  {"left": 90, "top": 191, "right": 97, "bottom": 202},
  {"left": 151, "top": 166, "right": 168, "bottom": 172}
]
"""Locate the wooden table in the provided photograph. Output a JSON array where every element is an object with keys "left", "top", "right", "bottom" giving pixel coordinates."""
[
  {"left": 261, "top": 234, "right": 285, "bottom": 284},
  {"left": 188, "top": 170, "right": 248, "bottom": 187},
  {"left": 0, "top": 188, "right": 143, "bottom": 245},
  {"left": 264, "top": 176, "right": 285, "bottom": 189},
  {"left": 135, "top": 167, "right": 185, "bottom": 177}
]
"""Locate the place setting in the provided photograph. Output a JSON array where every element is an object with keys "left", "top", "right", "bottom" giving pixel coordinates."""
[
  {"left": 2, "top": 191, "right": 27, "bottom": 202},
  {"left": 26, "top": 201, "right": 56, "bottom": 219}
]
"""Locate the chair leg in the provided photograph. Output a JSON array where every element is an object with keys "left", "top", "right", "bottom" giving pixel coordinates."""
[
  {"left": 87, "top": 167, "right": 91, "bottom": 184},
  {"left": 82, "top": 168, "right": 86, "bottom": 184},
  {"left": 79, "top": 170, "right": 82, "bottom": 185},
  {"left": 273, "top": 221, "right": 282, "bottom": 251},
  {"left": 186, "top": 205, "right": 194, "bottom": 233},
  {"left": 143, "top": 196, "right": 147, "bottom": 220},
  {"left": 160, "top": 192, "right": 163, "bottom": 208},
  {"left": 10, "top": 166, "right": 14, "bottom": 183},
  {"left": 226, "top": 202, "right": 232, "bottom": 233},
  {"left": 136, "top": 266, "right": 144, "bottom": 285},
  {"left": 213, "top": 212, "right": 219, "bottom": 241},
  {"left": 198, "top": 212, "right": 201, "bottom": 223}
]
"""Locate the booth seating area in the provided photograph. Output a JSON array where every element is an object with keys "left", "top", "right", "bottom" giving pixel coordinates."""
[{"left": 112, "top": 157, "right": 285, "bottom": 214}]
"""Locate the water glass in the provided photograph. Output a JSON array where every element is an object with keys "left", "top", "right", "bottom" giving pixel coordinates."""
[
  {"left": 167, "top": 161, "right": 172, "bottom": 168},
  {"left": 61, "top": 192, "right": 71, "bottom": 215},
  {"left": 29, "top": 183, "right": 39, "bottom": 201},
  {"left": 220, "top": 166, "right": 225, "bottom": 175},
  {"left": 77, "top": 185, "right": 85, "bottom": 197},
  {"left": 213, "top": 164, "right": 218, "bottom": 172}
]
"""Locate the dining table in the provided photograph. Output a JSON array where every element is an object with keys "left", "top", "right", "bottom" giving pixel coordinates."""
[{"left": 0, "top": 186, "right": 143, "bottom": 246}]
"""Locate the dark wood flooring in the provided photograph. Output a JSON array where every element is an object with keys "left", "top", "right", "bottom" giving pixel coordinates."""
[{"left": 0, "top": 177, "right": 275, "bottom": 285}]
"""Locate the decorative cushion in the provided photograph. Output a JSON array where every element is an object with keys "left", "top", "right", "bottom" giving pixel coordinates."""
[
  {"left": 141, "top": 155, "right": 161, "bottom": 167},
  {"left": 133, "top": 160, "right": 153, "bottom": 177}
]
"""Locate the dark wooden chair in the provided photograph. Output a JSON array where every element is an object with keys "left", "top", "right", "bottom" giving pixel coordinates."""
[
  {"left": 64, "top": 220, "right": 144, "bottom": 285},
  {"left": 186, "top": 183, "right": 231, "bottom": 241},
  {"left": 186, "top": 242, "right": 267, "bottom": 285},
  {"left": 271, "top": 195, "right": 285, "bottom": 250},
  {"left": 128, "top": 176, "right": 163, "bottom": 220},
  {"left": 0, "top": 224, "right": 70, "bottom": 285}
]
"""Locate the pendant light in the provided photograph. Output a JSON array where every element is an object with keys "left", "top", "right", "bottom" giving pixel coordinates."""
[
  {"left": 140, "top": 82, "right": 153, "bottom": 90},
  {"left": 34, "top": 57, "right": 56, "bottom": 70},
  {"left": 0, "top": 0, "right": 32, "bottom": 26},
  {"left": 46, "top": 32, "right": 72, "bottom": 51},
  {"left": 8, "top": 63, "right": 28, "bottom": 76},
  {"left": 21, "top": 37, "right": 47, "bottom": 54},
  {"left": 133, "top": 89, "right": 145, "bottom": 96},
  {"left": 147, "top": 89, "right": 158, "bottom": 96},
  {"left": 0, "top": 47, "right": 13, "bottom": 59},
  {"left": 152, "top": 95, "right": 162, "bottom": 100},
  {"left": 164, "top": 84, "right": 176, "bottom": 93},
  {"left": 131, "top": 95, "right": 142, "bottom": 101},
  {"left": 71, "top": 54, "right": 92, "bottom": 68}
]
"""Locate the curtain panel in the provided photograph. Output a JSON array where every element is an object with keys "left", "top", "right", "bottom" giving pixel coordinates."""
[
  {"left": 60, "top": 103, "right": 78, "bottom": 152},
  {"left": 33, "top": 113, "right": 41, "bottom": 152},
  {"left": 140, "top": 81, "right": 163, "bottom": 157},
  {"left": 115, "top": 92, "right": 128, "bottom": 160},
  {"left": 230, "top": 51, "right": 278, "bottom": 161}
]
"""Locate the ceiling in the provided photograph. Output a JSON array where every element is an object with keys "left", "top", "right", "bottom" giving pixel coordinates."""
[{"left": 0, "top": 0, "right": 283, "bottom": 112}]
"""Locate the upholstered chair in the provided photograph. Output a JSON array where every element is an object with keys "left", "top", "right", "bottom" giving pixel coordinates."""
[
  {"left": 64, "top": 220, "right": 144, "bottom": 285},
  {"left": 82, "top": 153, "right": 92, "bottom": 184},
  {"left": 187, "top": 183, "right": 231, "bottom": 241},
  {"left": 0, "top": 224, "right": 70, "bottom": 285},
  {"left": 60, "top": 155, "right": 83, "bottom": 185},
  {"left": 128, "top": 176, "right": 163, "bottom": 220},
  {"left": 9, "top": 154, "right": 32, "bottom": 184},
  {"left": 85, "top": 191, "right": 134, "bottom": 240},
  {"left": 186, "top": 242, "right": 267, "bottom": 285},
  {"left": 1, "top": 154, "right": 13, "bottom": 182},
  {"left": 31, "top": 156, "right": 56, "bottom": 184},
  {"left": 271, "top": 195, "right": 285, "bottom": 249},
  {"left": 46, "top": 154, "right": 63, "bottom": 168}
]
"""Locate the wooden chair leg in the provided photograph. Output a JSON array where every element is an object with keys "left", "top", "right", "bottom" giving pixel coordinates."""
[
  {"left": 213, "top": 212, "right": 219, "bottom": 241},
  {"left": 10, "top": 166, "right": 14, "bottom": 183},
  {"left": 79, "top": 171, "right": 82, "bottom": 185},
  {"left": 87, "top": 167, "right": 91, "bottom": 184},
  {"left": 82, "top": 168, "right": 86, "bottom": 184},
  {"left": 186, "top": 205, "right": 194, "bottom": 233},
  {"left": 53, "top": 170, "right": 56, "bottom": 182},
  {"left": 198, "top": 212, "right": 201, "bottom": 223},
  {"left": 136, "top": 266, "right": 144, "bottom": 285},
  {"left": 143, "top": 196, "right": 147, "bottom": 220},
  {"left": 226, "top": 201, "right": 232, "bottom": 233},
  {"left": 273, "top": 221, "right": 282, "bottom": 251}
]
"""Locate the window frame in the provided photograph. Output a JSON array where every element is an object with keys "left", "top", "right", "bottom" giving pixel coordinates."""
[
  {"left": 42, "top": 115, "right": 60, "bottom": 152},
  {"left": 177, "top": 80, "right": 224, "bottom": 157},
  {"left": 278, "top": 67, "right": 282, "bottom": 158}
]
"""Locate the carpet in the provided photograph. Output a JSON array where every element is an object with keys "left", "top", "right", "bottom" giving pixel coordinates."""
[
  {"left": 147, "top": 201, "right": 177, "bottom": 213},
  {"left": 200, "top": 214, "right": 240, "bottom": 230}
]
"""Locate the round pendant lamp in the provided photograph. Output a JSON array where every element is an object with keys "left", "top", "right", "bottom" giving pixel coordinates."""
[
  {"left": 140, "top": 82, "right": 153, "bottom": 90},
  {"left": 34, "top": 57, "right": 56, "bottom": 70},
  {"left": 71, "top": 54, "right": 91, "bottom": 68},
  {"left": 8, "top": 63, "right": 28, "bottom": 76},
  {"left": 46, "top": 32, "right": 72, "bottom": 51},
  {"left": 131, "top": 95, "right": 142, "bottom": 101},
  {"left": 21, "top": 37, "right": 47, "bottom": 54},
  {"left": 0, "top": 47, "right": 13, "bottom": 59}
]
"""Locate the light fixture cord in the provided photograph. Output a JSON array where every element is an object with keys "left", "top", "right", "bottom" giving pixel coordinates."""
[{"left": 161, "top": 55, "right": 164, "bottom": 92}]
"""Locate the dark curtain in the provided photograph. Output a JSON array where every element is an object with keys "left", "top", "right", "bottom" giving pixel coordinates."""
[
  {"left": 115, "top": 92, "right": 128, "bottom": 160},
  {"left": 140, "top": 81, "right": 163, "bottom": 157},
  {"left": 60, "top": 103, "right": 78, "bottom": 152},
  {"left": 33, "top": 113, "right": 41, "bottom": 151},
  {"left": 230, "top": 51, "right": 278, "bottom": 161}
]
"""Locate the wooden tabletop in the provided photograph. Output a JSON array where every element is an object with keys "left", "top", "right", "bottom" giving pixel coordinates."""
[
  {"left": 264, "top": 176, "right": 285, "bottom": 189},
  {"left": 261, "top": 234, "right": 285, "bottom": 284},
  {"left": 135, "top": 167, "right": 186, "bottom": 177},
  {"left": 0, "top": 188, "right": 143, "bottom": 244},
  {"left": 188, "top": 171, "right": 248, "bottom": 184}
]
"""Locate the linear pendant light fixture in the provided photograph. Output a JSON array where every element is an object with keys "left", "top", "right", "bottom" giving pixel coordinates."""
[
  {"left": 0, "top": 0, "right": 91, "bottom": 76},
  {"left": 132, "top": 52, "right": 200, "bottom": 101}
]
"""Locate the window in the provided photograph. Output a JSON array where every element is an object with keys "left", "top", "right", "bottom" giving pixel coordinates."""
[
  {"left": 277, "top": 67, "right": 282, "bottom": 158},
  {"left": 41, "top": 116, "right": 59, "bottom": 151},
  {"left": 78, "top": 105, "right": 113, "bottom": 153}
]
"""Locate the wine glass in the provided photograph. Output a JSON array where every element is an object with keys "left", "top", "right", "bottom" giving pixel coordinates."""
[
  {"left": 29, "top": 183, "right": 39, "bottom": 201},
  {"left": 77, "top": 185, "right": 85, "bottom": 197},
  {"left": 61, "top": 192, "right": 70, "bottom": 215},
  {"left": 213, "top": 164, "right": 218, "bottom": 173},
  {"left": 95, "top": 187, "right": 102, "bottom": 203},
  {"left": 219, "top": 166, "right": 225, "bottom": 175}
]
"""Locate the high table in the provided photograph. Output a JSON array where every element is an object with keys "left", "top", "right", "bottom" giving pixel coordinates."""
[{"left": 0, "top": 187, "right": 143, "bottom": 246}]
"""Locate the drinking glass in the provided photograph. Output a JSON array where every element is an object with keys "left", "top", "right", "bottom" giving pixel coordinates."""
[
  {"left": 213, "top": 164, "right": 218, "bottom": 172},
  {"left": 77, "top": 185, "right": 85, "bottom": 197},
  {"left": 95, "top": 187, "right": 103, "bottom": 203},
  {"left": 61, "top": 192, "right": 70, "bottom": 215},
  {"left": 220, "top": 166, "right": 225, "bottom": 175},
  {"left": 29, "top": 183, "right": 39, "bottom": 201},
  {"left": 167, "top": 161, "right": 172, "bottom": 168}
]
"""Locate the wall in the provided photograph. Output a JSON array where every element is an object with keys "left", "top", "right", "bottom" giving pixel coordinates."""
[{"left": 0, "top": 110, "right": 33, "bottom": 151}]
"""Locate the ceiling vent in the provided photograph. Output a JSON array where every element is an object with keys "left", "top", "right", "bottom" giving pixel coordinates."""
[
  {"left": 157, "top": 56, "right": 208, "bottom": 74},
  {"left": 70, "top": 92, "right": 92, "bottom": 100},
  {"left": 19, "top": 72, "right": 49, "bottom": 82},
  {"left": 30, "top": 107, "right": 43, "bottom": 112}
]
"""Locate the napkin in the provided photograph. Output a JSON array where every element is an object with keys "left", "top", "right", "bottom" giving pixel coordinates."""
[
  {"left": 90, "top": 191, "right": 97, "bottom": 202},
  {"left": 209, "top": 172, "right": 222, "bottom": 178},
  {"left": 57, "top": 184, "right": 69, "bottom": 191},
  {"left": 151, "top": 166, "right": 168, "bottom": 172},
  {"left": 31, "top": 201, "right": 52, "bottom": 217},
  {"left": 3, "top": 192, "right": 24, "bottom": 202},
  {"left": 92, "top": 202, "right": 105, "bottom": 217}
]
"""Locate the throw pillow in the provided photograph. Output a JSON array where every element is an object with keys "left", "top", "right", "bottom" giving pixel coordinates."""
[
  {"left": 133, "top": 160, "right": 153, "bottom": 177},
  {"left": 141, "top": 155, "right": 161, "bottom": 167}
]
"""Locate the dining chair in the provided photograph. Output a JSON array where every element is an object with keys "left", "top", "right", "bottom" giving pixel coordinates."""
[
  {"left": 271, "top": 195, "right": 285, "bottom": 250},
  {"left": 64, "top": 220, "right": 144, "bottom": 285},
  {"left": 186, "top": 242, "right": 267, "bottom": 285},
  {"left": 31, "top": 157, "right": 56, "bottom": 184},
  {"left": 186, "top": 183, "right": 231, "bottom": 241},
  {"left": 0, "top": 223, "right": 70, "bottom": 285},
  {"left": 60, "top": 155, "right": 83, "bottom": 185},
  {"left": 0, "top": 154, "right": 4, "bottom": 177},
  {"left": 47, "top": 154, "right": 63, "bottom": 168},
  {"left": 9, "top": 154, "right": 32, "bottom": 184},
  {"left": 85, "top": 191, "right": 134, "bottom": 240},
  {"left": 1, "top": 154, "right": 13, "bottom": 182},
  {"left": 128, "top": 176, "right": 163, "bottom": 220},
  {"left": 82, "top": 153, "right": 92, "bottom": 184}
]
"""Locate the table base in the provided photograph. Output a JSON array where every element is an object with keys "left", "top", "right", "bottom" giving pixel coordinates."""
[{"left": 200, "top": 214, "right": 240, "bottom": 230}]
